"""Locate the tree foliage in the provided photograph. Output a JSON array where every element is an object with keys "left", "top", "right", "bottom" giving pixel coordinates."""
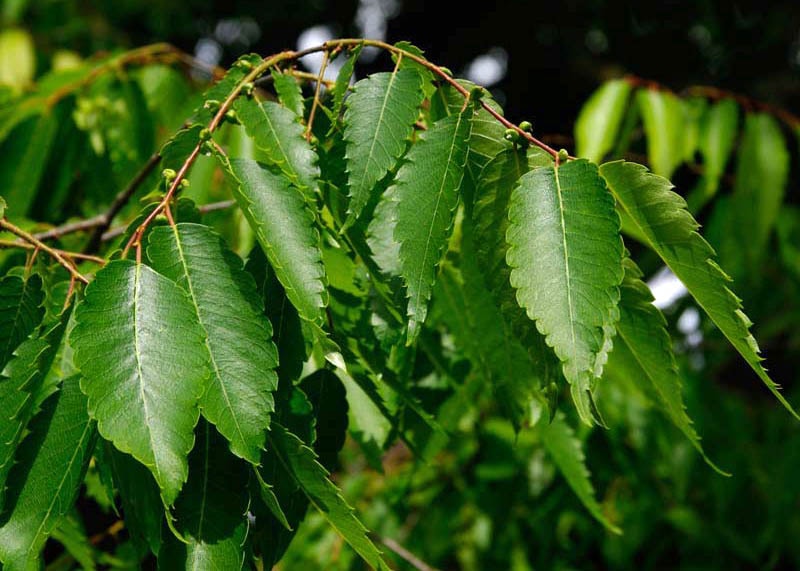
[{"left": 0, "top": 36, "right": 798, "bottom": 570}]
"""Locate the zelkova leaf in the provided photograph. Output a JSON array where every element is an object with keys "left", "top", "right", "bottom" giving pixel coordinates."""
[
  {"left": 637, "top": 88, "right": 685, "bottom": 178},
  {"left": 329, "top": 44, "right": 363, "bottom": 126},
  {"left": 226, "top": 158, "right": 328, "bottom": 329},
  {"left": 70, "top": 260, "right": 210, "bottom": 504},
  {"left": 507, "top": 160, "right": 624, "bottom": 425},
  {"left": 394, "top": 106, "right": 473, "bottom": 342},
  {"left": 0, "top": 274, "right": 45, "bottom": 372},
  {"left": 0, "top": 312, "right": 70, "bottom": 512},
  {"left": 691, "top": 98, "right": 739, "bottom": 208},
  {"left": 233, "top": 97, "right": 320, "bottom": 200},
  {"left": 158, "top": 422, "right": 250, "bottom": 571},
  {"left": 268, "top": 423, "right": 389, "bottom": 570},
  {"left": 730, "top": 113, "right": 789, "bottom": 263},
  {"left": 272, "top": 68, "right": 305, "bottom": 118},
  {"left": 609, "top": 258, "right": 723, "bottom": 473},
  {"left": 599, "top": 160, "right": 800, "bottom": 419},
  {"left": 540, "top": 413, "right": 621, "bottom": 534},
  {"left": 147, "top": 223, "right": 279, "bottom": 465},
  {"left": 574, "top": 79, "right": 632, "bottom": 162},
  {"left": 0, "top": 375, "right": 97, "bottom": 570},
  {"left": 343, "top": 68, "right": 424, "bottom": 225}
]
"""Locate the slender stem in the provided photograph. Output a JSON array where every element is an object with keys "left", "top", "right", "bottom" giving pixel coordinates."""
[
  {"left": 0, "top": 219, "right": 89, "bottom": 284},
  {"left": 379, "top": 535, "right": 440, "bottom": 571},
  {"left": 32, "top": 215, "right": 106, "bottom": 241},
  {"left": 0, "top": 239, "right": 106, "bottom": 264},
  {"left": 84, "top": 152, "right": 162, "bottom": 253},
  {"left": 306, "top": 50, "right": 330, "bottom": 140}
]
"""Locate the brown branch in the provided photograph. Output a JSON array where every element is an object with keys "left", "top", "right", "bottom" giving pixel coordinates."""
[
  {"left": 306, "top": 50, "right": 330, "bottom": 140},
  {"left": 0, "top": 219, "right": 89, "bottom": 284},
  {"left": 84, "top": 152, "right": 161, "bottom": 253},
  {"left": 0, "top": 239, "right": 105, "bottom": 264},
  {"left": 101, "top": 200, "right": 236, "bottom": 243},
  {"left": 378, "top": 535, "right": 440, "bottom": 571}
]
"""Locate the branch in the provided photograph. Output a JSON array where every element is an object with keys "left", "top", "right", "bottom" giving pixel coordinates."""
[
  {"left": 84, "top": 152, "right": 161, "bottom": 253},
  {"left": 377, "top": 535, "right": 440, "bottom": 571},
  {"left": 0, "top": 219, "right": 89, "bottom": 284}
]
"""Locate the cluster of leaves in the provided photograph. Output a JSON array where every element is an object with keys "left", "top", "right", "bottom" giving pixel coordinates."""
[{"left": 0, "top": 38, "right": 797, "bottom": 570}]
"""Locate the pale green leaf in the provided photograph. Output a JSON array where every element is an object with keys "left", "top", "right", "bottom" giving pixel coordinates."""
[
  {"left": 343, "top": 68, "right": 424, "bottom": 225},
  {"left": 574, "top": 79, "right": 632, "bottom": 162},
  {"left": 689, "top": 98, "right": 739, "bottom": 209},
  {"left": 507, "top": 160, "right": 623, "bottom": 424},
  {"left": 0, "top": 28, "right": 35, "bottom": 89},
  {"left": 0, "top": 375, "right": 97, "bottom": 570},
  {"left": 393, "top": 107, "right": 473, "bottom": 342},
  {"left": 0, "top": 196, "right": 5, "bottom": 218},
  {"left": 0, "top": 274, "right": 44, "bottom": 371},
  {"left": 268, "top": 423, "right": 389, "bottom": 570},
  {"left": 233, "top": 97, "right": 320, "bottom": 199},
  {"left": 70, "top": 260, "right": 210, "bottom": 503},
  {"left": 637, "top": 89, "right": 685, "bottom": 178},
  {"left": 147, "top": 223, "right": 279, "bottom": 465},
  {"left": 609, "top": 258, "right": 724, "bottom": 473},
  {"left": 540, "top": 413, "right": 621, "bottom": 534},
  {"left": 272, "top": 69, "right": 305, "bottom": 118},
  {"left": 226, "top": 158, "right": 327, "bottom": 328},
  {"left": 158, "top": 421, "right": 249, "bottom": 571},
  {"left": 599, "top": 160, "right": 799, "bottom": 419}
]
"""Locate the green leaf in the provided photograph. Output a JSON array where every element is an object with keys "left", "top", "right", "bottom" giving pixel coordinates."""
[
  {"left": 329, "top": 44, "right": 363, "bottom": 126},
  {"left": 272, "top": 69, "right": 305, "bottom": 118},
  {"left": 70, "top": 260, "right": 210, "bottom": 504},
  {"left": 342, "top": 68, "right": 424, "bottom": 225},
  {"left": 393, "top": 106, "right": 473, "bottom": 342},
  {"left": 0, "top": 196, "right": 5, "bottom": 218},
  {"left": 226, "top": 158, "right": 328, "bottom": 329},
  {"left": 637, "top": 89, "right": 685, "bottom": 178},
  {"left": 0, "top": 274, "right": 45, "bottom": 371},
  {"left": 300, "top": 369, "right": 348, "bottom": 470},
  {"left": 0, "top": 28, "right": 35, "bottom": 89},
  {"left": 268, "top": 423, "right": 389, "bottom": 570},
  {"left": 689, "top": 98, "right": 739, "bottom": 209},
  {"left": 0, "top": 312, "right": 70, "bottom": 511},
  {"left": 194, "top": 54, "right": 261, "bottom": 124},
  {"left": 0, "top": 374, "right": 97, "bottom": 570},
  {"left": 540, "top": 413, "right": 620, "bottom": 534},
  {"left": 159, "top": 421, "right": 249, "bottom": 570},
  {"left": 574, "top": 79, "right": 632, "bottom": 162},
  {"left": 107, "top": 444, "right": 163, "bottom": 554},
  {"left": 507, "top": 160, "right": 623, "bottom": 424},
  {"left": 147, "top": 223, "right": 278, "bottom": 465},
  {"left": 599, "top": 160, "right": 799, "bottom": 419},
  {"left": 609, "top": 258, "right": 724, "bottom": 473},
  {"left": 233, "top": 97, "right": 320, "bottom": 199},
  {"left": 730, "top": 113, "right": 789, "bottom": 264}
]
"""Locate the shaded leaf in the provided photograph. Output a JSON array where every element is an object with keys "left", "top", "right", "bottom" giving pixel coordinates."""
[
  {"left": 0, "top": 274, "right": 44, "bottom": 371},
  {"left": 574, "top": 79, "right": 632, "bottom": 162},
  {"left": 637, "top": 89, "right": 685, "bottom": 178}
]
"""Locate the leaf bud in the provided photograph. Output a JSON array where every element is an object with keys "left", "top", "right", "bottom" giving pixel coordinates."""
[
  {"left": 504, "top": 128, "right": 520, "bottom": 143},
  {"left": 224, "top": 109, "right": 241, "bottom": 125},
  {"left": 557, "top": 148, "right": 570, "bottom": 163},
  {"left": 519, "top": 120, "right": 533, "bottom": 132},
  {"left": 242, "top": 82, "right": 255, "bottom": 97},
  {"left": 199, "top": 128, "right": 212, "bottom": 142},
  {"left": 162, "top": 168, "right": 177, "bottom": 183},
  {"left": 235, "top": 58, "right": 255, "bottom": 71},
  {"left": 469, "top": 86, "right": 484, "bottom": 102},
  {"left": 203, "top": 99, "right": 221, "bottom": 112}
]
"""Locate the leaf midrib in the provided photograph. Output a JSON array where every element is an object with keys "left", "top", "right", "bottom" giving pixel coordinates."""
[{"left": 554, "top": 165, "right": 578, "bottom": 367}]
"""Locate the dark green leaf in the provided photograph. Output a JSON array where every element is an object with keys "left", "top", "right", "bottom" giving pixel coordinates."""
[
  {"left": 272, "top": 69, "right": 305, "bottom": 118},
  {"left": 0, "top": 274, "right": 44, "bottom": 371}
]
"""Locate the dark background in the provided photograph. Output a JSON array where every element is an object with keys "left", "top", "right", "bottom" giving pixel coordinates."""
[{"left": 19, "top": 0, "right": 800, "bottom": 137}]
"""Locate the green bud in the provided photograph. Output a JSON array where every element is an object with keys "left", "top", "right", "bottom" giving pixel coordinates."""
[
  {"left": 200, "top": 140, "right": 215, "bottom": 156},
  {"left": 557, "top": 148, "right": 570, "bottom": 163},
  {"left": 469, "top": 86, "right": 484, "bottom": 102},
  {"left": 439, "top": 66, "right": 453, "bottom": 77},
  {"left": 242, "top": 82, "right": 255, "bottom": 97},
  {"left": 504, "top": 128, "right": 520, "bottom": 143},
  {"left": 519, "top": 120, "right": 533, "bottom": 132},
  {"left": 309, "top": 134, "right": 319, "bottom": 146},
  {"left": 224, "top": 109, "right": 240, "bottom": 125},
  {"left": 179, "top": 179, "right": 191, "bottom": 188},
  {"left": 236, "top": 58, "right": 254, "bottom": 71},
  {"left": 162, "top": 168, "right": 177, "bottom": 182},
  {"left": 199, "top": 128, "right": 212, "bottom": 142},
  {"left": 203, "top": 99, "right": 221, "bottom": 112}
]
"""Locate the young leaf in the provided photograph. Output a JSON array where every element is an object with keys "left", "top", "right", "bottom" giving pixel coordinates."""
[
  {"left": 730, "top": 113, "right": 789, "bottom": 264},
  {"left": 268, "top": 423, "right": 389, "bottom": 570},
  {"left": 691, "top": 98, "right": 739, "bottom": 207},
  {"left": 574, "top": 79, "right": 632, "bottom": 162},
  {"left": 540, "top": 413, "right": 621, "bottom": 534},
  {"left": 158, "top": 421, "right": 249, "bottom": 570},
  {"left": 147, "top": 223, "right": 279, "bottom": 465},
  {"left": 507, "top": 160, "right": 623, "bottom": 424},
  {"left": 599, "top": 160, "right": 799, "bottom": 419},
  {"left": 70, "top": 260, "right": 210, "bottom": 504},
  {"left": 609, "top": 258, "right": 723, "bottom": 473},
  {"left": 342, "top": 68, "right": 424, "bottom": 225},
  {"left": 0, "top": 375, "right": 97, "bottom": 570},
  {"left": 637, "top": 89, "right": 685, "bottom": 178},
  {"left": 233, "top": 98, "right": 320, "bottom": 199},
  {"left": 393, "top": 107, "right": 473, "bottom": 342},
  {"left": 329, "top": 44, "right": 363, "bottom": 124},
  {"left": 272, "top": 69, "right": 305, "bottom": 118},
  {"left": 226, "top": 158, "right": 328, "bottom": 329},
  {"left": 0, "top": 196, "right": 5, "bottom": 218},
  {"left": 0, "top": 274, "right": 44, "bottom": 371}
]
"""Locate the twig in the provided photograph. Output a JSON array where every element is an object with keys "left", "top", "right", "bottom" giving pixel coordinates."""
[
  {"left": 101, "top": 200, "right": 236, "bottom": 242},
  {"left": 306, "top": 50, "right": 330, "bottom": 140},
  {"left": 32, "top": 215, "right": 106, "bottom": 241},
  {"left": 0, "top": 239, "right": 106, "bottom": 264},
  {"left": 379, "top": 535, "right": 440, "bottom": 571},
  {"left": 84, "top": 153, "right": 162, "bottom": 253},
  {"left": 0, "top": 219, "right": 89, "bottom": 284}
]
